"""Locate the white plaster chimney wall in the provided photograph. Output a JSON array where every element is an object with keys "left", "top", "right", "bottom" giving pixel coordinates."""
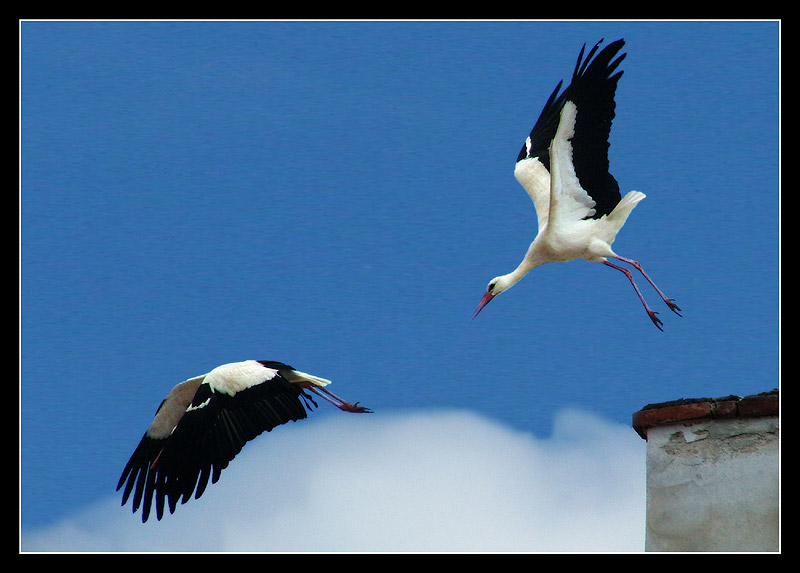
[{"left": 644, "top": 416, "right": 779, "bottom": 552}]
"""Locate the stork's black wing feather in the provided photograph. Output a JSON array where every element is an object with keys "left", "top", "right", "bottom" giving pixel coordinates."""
[
  {"left": 516, "top": 78, "right": 569, "bottom": 169},
  {"left": 568, "top": 39, "right": 626, "bottom": 217}
]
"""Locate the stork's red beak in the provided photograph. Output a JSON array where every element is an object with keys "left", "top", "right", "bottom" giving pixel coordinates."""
[{"left": 471, "top": 291, "right": 495, "bottom": 320}]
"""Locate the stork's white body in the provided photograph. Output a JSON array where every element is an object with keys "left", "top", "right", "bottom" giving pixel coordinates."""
[
  {"left": 202, "top": 360, "right": 330, "bottom": 397},
  {"left": 515, "top": 101, "right": 645, "bottom": 267}
]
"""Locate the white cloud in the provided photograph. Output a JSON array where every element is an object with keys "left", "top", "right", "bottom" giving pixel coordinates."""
[{"left": 21, "top": 408, "right": 646, "bottom": 552}]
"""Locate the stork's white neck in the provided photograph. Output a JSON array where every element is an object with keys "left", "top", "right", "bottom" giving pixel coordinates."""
[{"left": 499, "top": 239, "right": 550, "bottom": 292}]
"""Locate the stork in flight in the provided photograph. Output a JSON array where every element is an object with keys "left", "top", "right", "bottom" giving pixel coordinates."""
[
  {"left": 117, "top": 360, "right": 371, "bottom": 522},
  {"left": 472, "top": 39, "right": 681, "bottom": 330}
]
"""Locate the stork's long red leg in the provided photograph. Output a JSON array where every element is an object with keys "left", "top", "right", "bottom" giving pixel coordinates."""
[
  {"left": 603, "top": 260, "right": 664, "bottom": 330},
  {"left": 305, "top": 386, "right": 343, "bottom": 408},
  {"left": 612, "top": 255, "right": 682, "bottom": 316},
  {"left": 306, "top": 386, "right": 372, "bottom": 413}
]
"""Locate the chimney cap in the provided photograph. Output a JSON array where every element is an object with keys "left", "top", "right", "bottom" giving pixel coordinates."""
[{"left": 632, "top": 389, "right": 778, "bottom": 440}]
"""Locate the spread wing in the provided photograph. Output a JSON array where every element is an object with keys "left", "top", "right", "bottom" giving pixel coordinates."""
[
  {"left": 514, "top": 39, "right": 627, "bottom": 229},
  {"left": 117, "top": 370, "right": 316, "bottom": 522}
]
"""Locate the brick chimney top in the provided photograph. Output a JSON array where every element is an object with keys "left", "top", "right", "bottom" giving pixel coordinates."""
[{"left": 632, "top": 389, "right": 778, "bottom": 440}]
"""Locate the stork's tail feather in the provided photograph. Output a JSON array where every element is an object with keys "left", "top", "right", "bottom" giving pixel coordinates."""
[
  {"left": 288, "top": 369, "right": 332, "bottom": 387},
  {"left": 608, "top": 191, "right": 645, "bottom": 224}
]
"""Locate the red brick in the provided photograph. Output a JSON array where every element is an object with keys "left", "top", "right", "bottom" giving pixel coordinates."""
[
  {"left": 711, "top": 400, "right": 739, "bottom": 418},
  {"left": 739, "top": 393, "right": 779, "bottom": 417},
  {"left": 632, "top": 390, "right": 779, "bottom": 441},
  {"left": 632, "top": 401, "right": 713, "bottom": 439}
]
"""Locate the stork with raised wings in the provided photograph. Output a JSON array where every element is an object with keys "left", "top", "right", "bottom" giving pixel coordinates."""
[
  {"left": 117, "top": 360, "right": 371, "bottom": 522},
  {"left": 472, "top": 39, "right": 681, "bottom": 330}
]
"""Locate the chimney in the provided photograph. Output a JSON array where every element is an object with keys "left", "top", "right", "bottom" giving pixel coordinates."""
[{"left": 632, "top": 390, "right": 779, "bottom": 552}]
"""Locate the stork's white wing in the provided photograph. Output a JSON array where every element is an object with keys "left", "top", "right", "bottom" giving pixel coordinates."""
[
  {"left": 548, "top": 101, "right": 597, "bottom": 224},
  {"left": 146, "top": 375, "right": 205, "bottom": 438},
  {"left": 514, "top": 154, "right": 551, "bottom": 231}
]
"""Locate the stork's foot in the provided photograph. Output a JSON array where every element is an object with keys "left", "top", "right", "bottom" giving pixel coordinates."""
[
  {"left": 338, "top": 401, "right": 373, "bottom": 414},
  {"left": 647, "top": 310, "right": 664, "bottom": 331},
  {"left": 664, "top": 298, "right": 682, "bottom": 316}
]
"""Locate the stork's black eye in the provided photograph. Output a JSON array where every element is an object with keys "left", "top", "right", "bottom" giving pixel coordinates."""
[{"left": 488, "top": 282, "right": 497, "bottom": 293}]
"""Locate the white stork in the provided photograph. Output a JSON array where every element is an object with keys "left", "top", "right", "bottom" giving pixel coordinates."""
[
  {"left": 117, "top": 360, "right": 371, "bottom": 522},
  {"left": 472, "top": 39, "right": 681, "bottom": 330}
]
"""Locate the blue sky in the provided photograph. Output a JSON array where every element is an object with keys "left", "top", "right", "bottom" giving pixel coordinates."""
[{"left": 20, "top": 20, "right": 779, "bottom": 551}]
